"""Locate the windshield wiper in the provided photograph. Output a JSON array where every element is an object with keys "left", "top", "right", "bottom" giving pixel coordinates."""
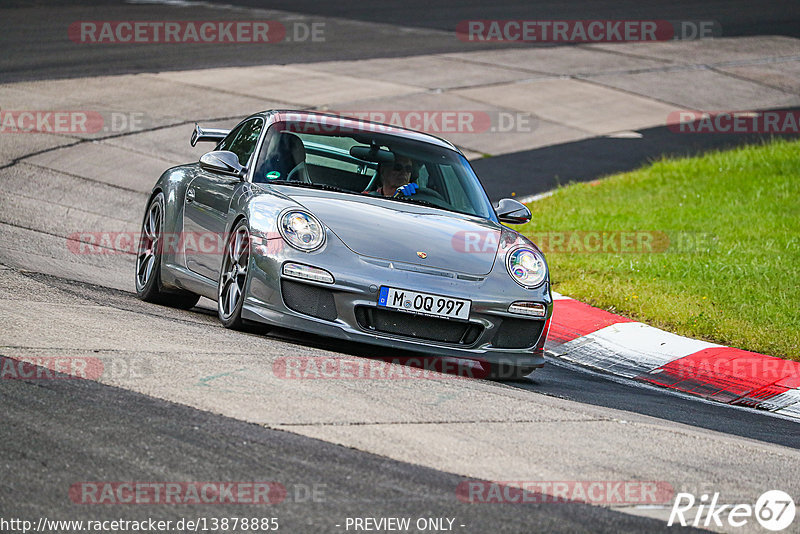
[
  {"left": 379, "top": 194, "right": 441, "bottom": 211},
  {"left": 266, "top": 180, "right": 354, "bottom": 195}
]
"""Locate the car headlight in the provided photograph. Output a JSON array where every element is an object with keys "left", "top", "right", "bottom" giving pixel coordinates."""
[
  {"left": 278, "top": 210, "right": 325, "bottom": 251},
  {"left": 506, "top": 247, "right": 547, "bottom": 288}
]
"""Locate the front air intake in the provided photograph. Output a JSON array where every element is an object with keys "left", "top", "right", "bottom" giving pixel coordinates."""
[{"left": 281, "top": 279, "right": 337, "bottom": 321}]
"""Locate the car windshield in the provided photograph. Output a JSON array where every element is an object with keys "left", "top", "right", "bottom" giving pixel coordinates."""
[{"left": 252, "top": 119, "right": 496, "bottom": 220}]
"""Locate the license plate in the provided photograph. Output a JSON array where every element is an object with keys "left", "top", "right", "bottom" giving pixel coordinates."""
[{"left": 378, "top": 287, "right": 471, "bottom": 321}]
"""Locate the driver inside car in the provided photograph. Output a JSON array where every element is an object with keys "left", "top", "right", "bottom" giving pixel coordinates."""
[{"left": 371, "top": 155, "right": 418, "bottom": 197}]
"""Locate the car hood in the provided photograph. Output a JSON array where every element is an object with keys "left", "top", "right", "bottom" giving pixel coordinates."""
[{"left": 280, "top": 189, "right": 501, "bottom": 276}]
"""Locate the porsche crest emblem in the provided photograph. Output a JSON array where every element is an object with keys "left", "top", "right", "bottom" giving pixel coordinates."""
[{"left": 417, "top": 251, "right": 428, "bottom": 259}]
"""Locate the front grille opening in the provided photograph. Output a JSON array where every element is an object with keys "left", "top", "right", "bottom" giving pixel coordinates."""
[
  {"left": 492, "top": 317, "right": 546, "bottom": 349},
  {"left": 281, "top": 279, "right": 337, "bottom": 321},
  {"left": 355, "top": 306, "right": 483, "bottom": 345}
]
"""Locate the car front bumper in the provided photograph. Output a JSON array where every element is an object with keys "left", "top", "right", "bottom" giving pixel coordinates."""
[{"left": 242, "top": 238, "right": 552, "bottom": 370}]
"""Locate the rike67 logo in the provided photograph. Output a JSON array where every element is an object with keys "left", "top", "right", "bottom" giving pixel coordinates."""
[{"left": 669, "top": 490, "right": 795, "bottom": 531}]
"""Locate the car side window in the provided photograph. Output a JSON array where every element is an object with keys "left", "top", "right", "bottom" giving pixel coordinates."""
[
  {"left": 217, "top": 118, "right": 264, "bottom": 166},
  {"left": 216, "top": 123, "right": 244, "bottom": 153}
]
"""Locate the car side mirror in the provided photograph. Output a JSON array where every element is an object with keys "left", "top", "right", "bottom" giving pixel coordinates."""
[
  {"left": 495, "top": 198, "right": 531, "bottom": 224},
  {"left": 199, "top": 150, "right": 247, "bottom": 179}
]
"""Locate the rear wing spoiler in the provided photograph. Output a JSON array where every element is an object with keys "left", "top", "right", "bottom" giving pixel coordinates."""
[{"left": 190, "top": 124, "right": 229, "bottom": 147}]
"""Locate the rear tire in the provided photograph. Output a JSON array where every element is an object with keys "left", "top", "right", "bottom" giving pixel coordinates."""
[{"left": 135, "top": 192, "right": 200, "bottom": 310}]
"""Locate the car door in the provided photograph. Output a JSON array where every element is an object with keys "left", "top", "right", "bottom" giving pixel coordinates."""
[{"left": 183, "top": 117, "right": 264, "bottom": 281}]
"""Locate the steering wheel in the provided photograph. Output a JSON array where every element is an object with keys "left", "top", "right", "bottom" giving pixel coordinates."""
[
  {"left": 286, "top": 162, "right": 311, "bottom": 183},
  {"left": 414, "top": 186, "right": 445, "bottom": 201},
  {"left": 409, "top": 187, "right": 449, "bottom": 208}
]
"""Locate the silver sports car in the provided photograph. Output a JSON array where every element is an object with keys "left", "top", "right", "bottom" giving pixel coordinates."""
[{"left": 135, "top": 110, "right": 552, "bottom": 379}]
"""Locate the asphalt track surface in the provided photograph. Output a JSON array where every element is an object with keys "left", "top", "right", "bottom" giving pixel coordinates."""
[
  {"left": 1, "top": 1, "right": 799, "bottom": 532},
  {"left": 4, "top": 0, "right": 796, "bottom": 201},
  {"left": 2, "top": 0, "right": 799, "bottom": 83},
  {"left": 1, "top": 355, "right": 698, "bottom": 533},
  {"left": 226, "top": 0, "right": 800, "bottom": 38}
]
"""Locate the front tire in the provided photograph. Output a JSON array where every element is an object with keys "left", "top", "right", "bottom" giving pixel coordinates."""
[
  {"left": 218, "top": 219, "right": 251, "bottom": 330},
  {"left": 135, "top": 192, "right": 200, "bottom": 309}
]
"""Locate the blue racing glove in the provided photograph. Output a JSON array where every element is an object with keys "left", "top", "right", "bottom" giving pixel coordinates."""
[{"left": 394, "top": 183, "right": 419, "bottom": 197}]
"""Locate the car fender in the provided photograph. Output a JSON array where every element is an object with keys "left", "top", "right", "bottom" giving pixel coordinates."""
[{"left": 150, "top": 163, "right": 199, "bottom": 288}]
